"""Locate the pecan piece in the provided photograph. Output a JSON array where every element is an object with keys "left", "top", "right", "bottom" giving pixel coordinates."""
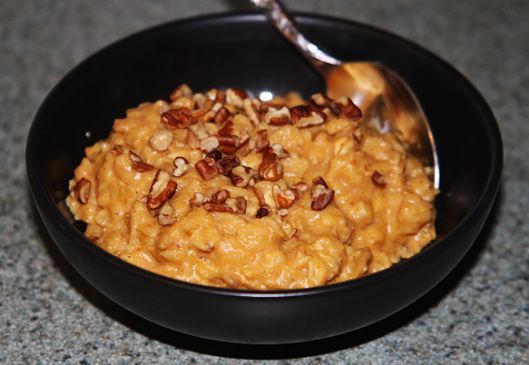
[
  {"left": 214, "top": 107, "right": 231, "bottom": 126},
  {"left": 290, "top": 182, "right": 309, "bottom": 200},
  {"left": 129, "top": 151, "right": 154, "bottom": 172},
  {"left": 212, "top": 189, "right": 230, "bottom": 204},
  {"left": 199, "top": 136, "right": 220, "bottom": 153},
  {"left": 147, "top": 170, "right": 178, "bottom": 210},
  {"left": 189, "top": 192, "right": 210, "bottom": 207},
  {"left": 203, "top": 203, "right": 233, "bottom": 213},
  {"left": 270, "top": 143, "right": 290, "bottom": 159},
  {"left": 157, "top": 204, "right": 175, "bottom": 226},
  {"left": 264, "top": 106, "right": 291, "bottom": 126},
  {"left": 217, "top": 134, "right": 239, "bottom": 155},
  {"left": 225, "top": 196, "right": 247, "bottom": 214},
  {"left": 310, "top": 93, "right": 332, "bottom": 108},
  {"left": 255, "top": 206, "right": 269, "bottom": 218},
  {"left": 74, "top": 178, "right": 91, "bottom": 204},
  {"left": 161, "top": 108, "right": 194, "bottom": 129},
  {"left": 216, "top": 155, "right": 240, "bottom": 176},
  {"left": 226, "top": 88, "right": 248, "bottom": 108},
  {"left": 149, "top": 129, "right": 173, "bottom": 152},
  {"left": 331, "top": 96, "right": 362, "bottom": 120},
  {"left": 172, "top": 157, "right": 190, "bottom": 177},
  {"left": 258, "top": 147, "right": 283, "bottom": 181},
  {"left": 371, "top": 170, "right": 387, "bottom": 188},
  {"left": 273, "top": 185, "right": 296, "bottom": 209},
  {"left": 186, "top": 130, "right": 200, "bottom": 149},
  {"left": 311, "top": 177, "right": 335, "bottom": 211},
  {"left": 205, "top": 149, "right": 222, "bottom": 161},
  {"left": 290, "top": 105, "right": 326, "bottom": 128},
  {"left": 169, "top": 84, "right": 193, "bottom": 101},
  {"left": 230, "top": 165, "right": 255, "bottom": 188},
  {"left": 243, "top": 98, "right": 261, "bottom": 124},
  {"left": 255, "top": 130, "right": 269, "bottom": 152},
  {"left": 195, "top": 157, "right": 218, "bottom": 180}
]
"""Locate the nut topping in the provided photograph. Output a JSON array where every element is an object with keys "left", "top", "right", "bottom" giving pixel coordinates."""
[
  {"left": 258, "top": 147, "right": 283, "bottom": 181},
  {"left": 255, "top": 206, "right": 269, "bottom": 218},
  {"left": 214, "top": 107, "right": 231, "bottom": 126},
  {"left": 169, "top": 84, "right": 193, "bottom": 101},
  {"left": 225, "top": 196, "right": 247, "bottom": 214},
  {"left": 147, "top": 170, "right": 178, "bottom": 210},
  {"left": 161, "top": 108, "right": 194, "bottom": 129},
  {"left": 189, "top": 192, "right": 210, "bottom": 207},
  {"left": 216, "top": 155, "right": 240, "bottom": 176},
  {"left": 311, "top": 176, "right": 335, "bottom": 211},
  {"left": 172, "top": 157, "right": 190, "bottom": 177},
  {"left": 149, "top": 129, "right": 174, "bottom": 152},
  {"left": 74, "top": 178, "right": 91, "bottom": 204},
  {"left": 212, "top": 189, "right": 230, "bottom": 204},
  {"left": 264, "top": 106, "right": 291, "bottom": 126},
  {"left": 226, "top": 88, "right": 248, "bottom": 108},
  {"left": 205, "top": 149, "right": 223, "bottom": 161},
  {"left": 290, "top": 105, "right": 326, "bottom": 128},
  {"left": 186, "top": 130, "right": 200, "bottom": 149},
  {"left": 243, "top": 98, "right": 261, "bottom": 124},
  {"left": 230, "top": 165, "right": 255, "bottom": 188},
  {"left": 371, "top": 170, "right": 387, "bottom": 188},
  {"left": 310, "top": 93, "right": 332, "bottom": 108},
  {"left": 129, "top": 151, "right": 154, "bottom": 172},
  {"left": 195, "top": 157, "right": 218, "bottom": 180},
  {"left": 157, "top": 204, "right": 175, "bottom": 226},
  {"left": 273, "top": 185, "right": 296, "bottom": 209},
  {"left": 290, "top": 182, "right": 309, "bottom": 200},
  {"left": 255, "top": 130, "right": 269, "bottom": 151},
  {"left": 199, "top": 136, "right": 220, "bottom": 152},
  {"left": 331, "top": 96, "right": 362, "bottom": 120},
  {"left": 217, "top": 134, "right": 239, "bottom": 154},
  {"left": 270, "top": 143, "right": 290, "bottom": 159}
]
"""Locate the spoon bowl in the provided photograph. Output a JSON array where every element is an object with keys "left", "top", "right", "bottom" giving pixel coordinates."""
[{"left": 251, "top": 0, "right": 439, "bottom": 187}]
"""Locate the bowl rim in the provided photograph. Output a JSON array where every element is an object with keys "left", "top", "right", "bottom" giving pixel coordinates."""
[{"left": 26, "top": 11, "right": 503, "bottom": 298}]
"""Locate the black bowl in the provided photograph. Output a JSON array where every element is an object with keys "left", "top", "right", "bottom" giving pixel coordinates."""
[{"left": 26, "top": 12, "right": 502, "bottom": 344}]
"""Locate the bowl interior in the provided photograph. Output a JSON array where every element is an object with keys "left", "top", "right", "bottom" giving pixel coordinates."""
[{"left": 30, "top": 12, "right": 501, "bottom": 281}]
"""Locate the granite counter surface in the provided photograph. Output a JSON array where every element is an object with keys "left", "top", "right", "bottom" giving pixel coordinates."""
[{"left": 1, "top": 0, "right": 528, "bottom": 364}]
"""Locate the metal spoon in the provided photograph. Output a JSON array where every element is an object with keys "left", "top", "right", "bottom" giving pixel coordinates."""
[{"left": 250, "top": 0, "right": 439, "bottom": 188}]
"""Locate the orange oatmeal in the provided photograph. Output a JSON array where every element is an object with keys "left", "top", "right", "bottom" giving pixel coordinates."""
[{"left": 66, "top": 85, "right": 437, "bottom": 290}]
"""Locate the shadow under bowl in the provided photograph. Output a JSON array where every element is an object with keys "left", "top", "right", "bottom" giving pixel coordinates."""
[{"left": 26, "top": 12, "right": 502, "bottom": 344}]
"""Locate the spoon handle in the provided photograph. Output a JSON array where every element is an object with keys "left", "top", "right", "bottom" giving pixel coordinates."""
[{"left": 249, "top": 0, "right": 341, "bottom": 68}]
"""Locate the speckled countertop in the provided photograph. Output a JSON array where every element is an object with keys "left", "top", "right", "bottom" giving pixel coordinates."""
[{"left": 1, "top": 0, "right": 528, "bottom": 363}]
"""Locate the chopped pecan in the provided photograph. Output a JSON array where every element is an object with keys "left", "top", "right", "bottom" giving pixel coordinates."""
[
  {"left": 243, "top": 98, "right": 261, "bottom": 124},
  {"left": 310, "top": 93, "right": 332, "bottom": 108},
  {"left": 161, "top": 108, "right": 194, "bottom": 129},
  {"left": 311, "top": 176, "right": 334, "bottom": 211},
  {"left": 205, "top": 149, "right": 222, "bottom": 161},
  {"left": 270, "top": 143, "right": 290, "bottom": 159},
  {"left": 264, "top": 106, "right": 291, "bottom": 126},
  {"left": 214, "top": 107, "right": 231, "bottom": 126},
  {"left": 217, "top": 120, "right": 234, "bottom": 136},
  {"left": 201, "top": 102, "right": 223, "bottom": 123},
  {"left": 199, "top": 136, "right": 219, "bottom": 153},
  {"left": 172, "top": 157, "right": 190, "bottom": 177},
  {"left": 147, "top": 170, "right": 178, "bottom": 210},
  {"left": 217, "top": 134, "right": 239, "bottom": 154},
  {"left": 371, "top": 170, "right": 387, "bottom": 188},
  {"left": 290, "top": 105, "right": 326, "bottom": 127},
  {"left": 195, "top": 157, "right": 218, "bottom": 180},
  {"left": 149, "top": 129, "right": 173, "bottom": 152},
  {"left": 278, "top": 209, "right": 289, "bottom": 217},
  {"left": 255, "top": 206, "right": 269, "bottom": 218},
  {"left": 190, "top": 99, "right": 214, "bottom": 119},
  {"left": 226, "top": 88, "right": 248, "bottom": 108},
  {"left": 158, "top": 204, "right": 175, "bottom": 226},
  {"left": 74, "top": 177, "right": 91, "bottom": 204},
  {"left": 254, "top": 129, "right": 269, "bottom": 152},
  {"left": 230, "top": 165, "right": 255, "bottom": 188},
  {"left": 129, "top": 151, "right": 154, "bottom": 172},
  {"left": 273, "top": 185, "right": 296, "bottom": 209},
  {"left": 251, "top": 186, "right": 266, "bottom": 206},
  {"left": 290, "top": 182, "right": 309, "bottom": 200},
  {"left": 212, "top": 189, "right": 230, "bottom": 204},
  {"left": 203, "top": 203, "right": 233, "bottom": 213},
  {"left": 189, "top": 192, "right": 210, "bottom": 207},
  {"left": 225, "top": 196, "right": 247, "bottom": 214},
  {"left": 169, "top": 84, "right": 193, "bottom": 101},
  {"left": 258, "top": 147, "right": 283, "bottom": 181},
  {"left": 216, "top": 155, "right": 240, "bottom": 176},
  {"left": 331, "top": 96, "right": 362, "bottom": 120}
]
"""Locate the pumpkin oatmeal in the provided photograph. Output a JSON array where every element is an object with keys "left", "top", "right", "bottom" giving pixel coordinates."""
[{"left": 66, "top": 85, "right": 437, "bottom": 290}]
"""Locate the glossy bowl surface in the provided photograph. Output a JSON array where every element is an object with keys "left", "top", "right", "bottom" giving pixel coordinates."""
[{"left": 26, "top": 12, "right": 502, "bottom": 344}]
